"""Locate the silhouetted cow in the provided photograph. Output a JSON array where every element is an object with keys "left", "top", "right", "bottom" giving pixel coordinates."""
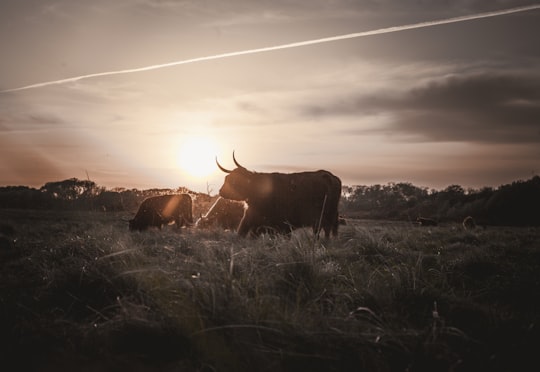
[
  {"left": 417, "top": 217, "right": 438, "bottom": 227},
  {"left": 216, "top": 152, "right": 341, "bottom": 237},
  {"left": 129, "top": 194, "right": 193, "bottom": 231},
  {"left": 462, "top": 216, "right": 476, "bottom": 230},
  {"left": 196, "top": 197, "right": 245, "bottom": 230}
]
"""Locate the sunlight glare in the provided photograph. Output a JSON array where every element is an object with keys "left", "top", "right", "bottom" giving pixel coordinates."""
[{"left": 177, "top": 136, "right": 219, "bottom": 179}]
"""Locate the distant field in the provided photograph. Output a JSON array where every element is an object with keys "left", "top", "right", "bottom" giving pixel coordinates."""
[{"left": 1, "top": 209, "right": 539, "bottom": 371}]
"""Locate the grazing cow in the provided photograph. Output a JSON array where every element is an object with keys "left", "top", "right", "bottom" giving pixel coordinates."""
[
  {"left": 129, "top": 194, "right": 193, "bottom": 231},
  {"left": 462, "top": 216, "right": 476, "bottom": 230},
  {"left": 417, "top": 217, "right": 438, "bottom": 227},
  {"left": 196, "top": 197, "right": 245, "bottom": 230},
  {"left": 216, "top": 152, "right": 342, "bottom": 237}
]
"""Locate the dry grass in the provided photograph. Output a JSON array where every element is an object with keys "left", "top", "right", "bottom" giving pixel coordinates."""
[{"left": 1, "top": 209, "right": 539, "bottom": 371}]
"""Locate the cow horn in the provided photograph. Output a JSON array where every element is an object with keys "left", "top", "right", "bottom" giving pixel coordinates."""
[
  {"left": 232, "top": 150, "right": 245, "bottom": 169},
  {"left": 216, "top": 157, "right": 232, "bottom": 173}
]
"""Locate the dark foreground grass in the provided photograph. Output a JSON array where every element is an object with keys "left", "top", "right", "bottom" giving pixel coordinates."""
[{"left": 1, "top": 209, "right": 539, "bottom": 371}]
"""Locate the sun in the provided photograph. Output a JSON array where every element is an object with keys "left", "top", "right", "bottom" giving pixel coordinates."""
[{"left": 177, "top": 136, "right": 218, "bottom": 179}]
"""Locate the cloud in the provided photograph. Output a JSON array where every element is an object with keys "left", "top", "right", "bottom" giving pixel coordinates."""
[
  {"left": 302, "top": 70, "right": 540, "bottom": 144},
  {"left": 5, "top": 1, "right": 538, "bottom": 94},
  {"left": 0, "top": 110, "right": 67, "bottom": 133},
  {"left": 387, "top": 72, "right": 540, "bottom": 143}
]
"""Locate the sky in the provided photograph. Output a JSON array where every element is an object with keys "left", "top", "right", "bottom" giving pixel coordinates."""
[{"left": 1, "top": 0, "right": 539, "bottom": 193}]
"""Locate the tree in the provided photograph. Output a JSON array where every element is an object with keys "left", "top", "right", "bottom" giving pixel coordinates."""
[{"left": 40, "top": 178, "right": 99, "bottom": 201}]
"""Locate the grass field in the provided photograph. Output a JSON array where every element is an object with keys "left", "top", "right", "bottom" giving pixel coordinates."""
[{"left": 1, "top": 208, "right": 539, "bottom": 371}]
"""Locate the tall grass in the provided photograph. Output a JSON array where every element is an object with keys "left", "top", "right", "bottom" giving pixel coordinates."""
[{"left": 1, "top": 210, "right": 538, "bottom": 371}]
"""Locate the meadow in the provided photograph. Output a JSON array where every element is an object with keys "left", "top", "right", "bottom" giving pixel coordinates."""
[{"left": 1, "top": 208, "right": 539, "bottom": 371}]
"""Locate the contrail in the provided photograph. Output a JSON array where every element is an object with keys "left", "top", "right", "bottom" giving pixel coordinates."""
[{"left": 2, "top": 4, "right": 539, "bottom": 94}]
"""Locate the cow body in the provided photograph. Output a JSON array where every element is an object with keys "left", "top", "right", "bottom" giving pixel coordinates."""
[
  {"left": 196, "top": 197, "right": 245, "bottom": 230},
  {"left": 129, "top": 194, "right": 193, "bottom": 231},
  {"left": 216, "top": 154, "right": 341, "bottom": 238}
]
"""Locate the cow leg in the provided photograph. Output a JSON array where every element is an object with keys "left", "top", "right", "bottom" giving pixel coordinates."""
[
  {"left": 237, "top": 218, "right": 251, "bottom": 237},
  {"left": 312, "top": 225, "right": 320, "bottom": 238},
  {"left": 332, "top": 223, "right": 338, "bottom": 237},
  {"left": 324, "top": 227, "right": 331, "bottom": 239},
  {"left": 237, "top": 209, "right": 264, "bottom": 237},
  {"left": 315, "top": 223, "right": 331, "bottom": 239}
]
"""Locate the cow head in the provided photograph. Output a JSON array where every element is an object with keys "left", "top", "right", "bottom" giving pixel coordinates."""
[{"left": 216, "top": 152, "right": 272, "bottom": 202}]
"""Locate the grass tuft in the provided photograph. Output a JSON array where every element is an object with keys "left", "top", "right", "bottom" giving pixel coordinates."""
[{"left": 1, "top": 210, "right": 539, "bottom": 371}]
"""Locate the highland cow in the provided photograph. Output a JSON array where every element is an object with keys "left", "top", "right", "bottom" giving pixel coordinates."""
[
  {"left": 216, "top": 152, "right": 341, "bottom": 237},
  {"left": 129, "top": 194, "right": 193, "bottom": 231}
]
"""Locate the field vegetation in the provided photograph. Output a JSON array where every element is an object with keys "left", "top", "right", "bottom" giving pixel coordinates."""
[{"left": 1, "top": 208, "right": 538, "bottom": 371}]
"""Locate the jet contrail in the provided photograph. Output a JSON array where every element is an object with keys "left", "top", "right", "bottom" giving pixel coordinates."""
[{"left": 2, "top": 4, "right": 539, "bottom": 94}]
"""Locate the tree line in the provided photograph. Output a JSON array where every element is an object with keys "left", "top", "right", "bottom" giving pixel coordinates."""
[
  {"left": 341, "top": 176, "right": 540, "bottom": 226},
  {"left": 0, "top": 178, "right": 209, "bottom": 213},
  {"left": 0, "top": 176, "right": 539, "bottom": 226}
]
